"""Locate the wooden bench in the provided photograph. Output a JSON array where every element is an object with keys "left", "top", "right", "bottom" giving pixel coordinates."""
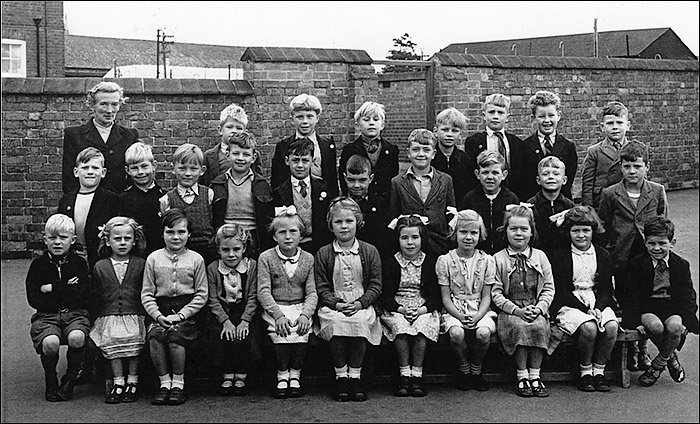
[{"left": 100, "top": 323, "right": 643, "bottom": 393}]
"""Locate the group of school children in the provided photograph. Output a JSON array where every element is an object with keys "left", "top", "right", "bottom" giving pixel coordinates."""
[{"left": 26, "top": 82, "right": 698, "bottom": 407}]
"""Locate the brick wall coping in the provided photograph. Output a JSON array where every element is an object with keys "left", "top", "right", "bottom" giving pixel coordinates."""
[
  {"left": 240, "top": 47, "right": 372, "bottom": 64},
  {"left": 1, "top": 78, "right": 254, "bottom": 95},
  {"left": 378, "top": 71, "right": 426, "bottom": 82},
  {"left": 433, "top": 53, "right": 699, "bottom": 71}
]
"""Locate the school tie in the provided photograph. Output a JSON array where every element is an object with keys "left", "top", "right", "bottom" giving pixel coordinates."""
[
  {"left": 494, "top": 131, "right": 508, "bottom": 167},
  {"left": 299, "top": 180, "right": 308, "bottom": 198},
  {"left": 543, "top": 134, "right": 553, "bottom": 156},
  {"left": 613, "top": 141, "right": 621, "bottom": 151},
  {"left": 655, "top": 260, "right": 668, "bottom": 274}
]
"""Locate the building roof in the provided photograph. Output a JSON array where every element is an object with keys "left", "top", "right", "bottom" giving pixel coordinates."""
[
  {"left": 65, "top": 34, "right": 247, "bottom": 71},
  {"left": 439, "top": 28, "right": 697, "bottom": 60}
]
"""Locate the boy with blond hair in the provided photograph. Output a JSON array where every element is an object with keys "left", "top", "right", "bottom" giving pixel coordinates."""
[
  {"left": 339, "top": 101, "right": 399, "bottom": 199},
  {"left": 121, "top": 142, "right": 167, "bottom": 256},
  {"left": 159, "top": 143, "right": 216, "bottom": 263},
  {"left": 389, "top": 128, "right": 455, "bottom": 258},
  {"left": 211, "top": 131, "right": 274, "bottom": 259},
  {"left": 464, "top": 93, "right": 526, "bottom": 200},
  {"left": 432, "top": 107, "right": 476, "bottom": 202},
  {"left": 582, "top": 101, "right": 648, "bottom": 210},
  {"left": 271, "top": 94, "right": 339, "bottom": 198},
  {"left": 521, "top": 91, "right": 577, "bottom": 201},
  {"left": 200, "top": 103, "right": 262, "bottom": 186},
  {"left": 26, "top": 214, "right": 91, "bottom": 401},
  {"left": 526, "top": 156, "right": 575, "bottom": 254}
]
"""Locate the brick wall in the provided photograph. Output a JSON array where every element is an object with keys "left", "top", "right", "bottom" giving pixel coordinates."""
[
  {"left": 378, "top": 71, "right": 427, "bottom": 161},
  {"left": 433, "top": 53, "right": 699, "bottom": 197},
  {"left": 2, "top": 51, "right": 698, "bottom": 257},
  {"left": 1, "top": 1, "right": 65, "bottom": 77}
]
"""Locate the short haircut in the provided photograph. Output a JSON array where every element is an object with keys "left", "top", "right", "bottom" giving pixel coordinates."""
[
  {"left": 172, "top": 143, "right": 204, "bottom": 166},
  {"left": 228, "top": 131, "right": 257, "bottom": 150},
  {"left": 286, "top": 137, "right": 314, "bottom": 157},
  {"left": 345, "top": 154, "right": 372, "bottom": 175},
  {"left": 562, "top": 205, "right": 604, "bottom": 234},
  {"left": 219, "top": 103, "right": 248, "bottom": 127},
  {"left": 537, "top": 155, "right": 566, "bottom": 174},
  {"left": 435, "top": 107, "right": 467, "bottom": 131},
  {"left": 601, "top": 101, "right": 629, "bottom": 119},
  {"left": 85, "top": 81, "right": 127, "bottom": 107},
  {"left": 644, "top": 215, "right": 675, "bottom": 241},
  {"left": 528, "top": 90, "right": 561, "bottom": 116},
  {"left": 97, "top": 216, "right": 146, "bottom": 258},
  {"left": 449, "top": 209, "right": 487, "bottom": 242},
  {"left": 502, "top": 204, "right": 538, "bottom": 246},
  {"left": 289, "top": 94, "right": 322, "bottom": 115},
  {"left": 124, "top": 142, "right": 155, "bottom": 165},
  {"left": 45, "top": 213, "right": 75, "bottom": 236},
  {"left": 407, "top": 128, "right": 436, "bottom": 148},
  {"left": 476, "top": 149, "right": 506, "bottom": 170},
  {"left": 76, "top": 147, "right": 105, "bottom": 167},
  {"left": 211, "top": 223, "right": 251, "bottom": 251},
  {"left": 161, "top": 208, "right": 191, "bottom": 233},
  {"left": 268, "top": 213, "right": 306, "bottom": 235},
  {"left": 326, "top": 196, "right": 364, "bottom": 231},
  {"left": 354, "top": 101, "right": 385, "bottom": 122},
  {"left": 483, "top": 93, "right": 511, "bottom": 111},
  {"left": 620, "top": 142, "right": 648, "bottom": 164},
  {"left": 393, "top": 215, "right": 429, "bottom": 247}
]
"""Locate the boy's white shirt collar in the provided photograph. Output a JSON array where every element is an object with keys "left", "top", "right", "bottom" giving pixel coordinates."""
[
  {"left": 177, "top": 183, "right": 199, "bottom": 196},
  {"left": 486, "top": 128, "right": 505, "bottom": 137},
  {"left": 652, "top": 255, "right": 670, "bottom": 268},
  {"left": 291, "top": 175, "right": 311, "bottom": 189},
  {"left": 225, "top": 168, "right": 254, "bottom": 182},
  {"left": 295, "top": 131, "right": 317, "bottom": 143},
  {"left": 538, "top": 131, "right": 557, "bottom": 143},
  {"left": 406, "top": 165, "right": 434, "bottom": 179},
  {"left": 92, "top": 118, "right": 114, "bottom": 131},
  {"left": 134, "top": 181, "right": 156, "bottom": 192}
]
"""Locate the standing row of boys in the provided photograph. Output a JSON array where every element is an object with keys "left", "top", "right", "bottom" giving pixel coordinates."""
[{"left": 27, "top": 83, "right": 697, "bottom": 406}]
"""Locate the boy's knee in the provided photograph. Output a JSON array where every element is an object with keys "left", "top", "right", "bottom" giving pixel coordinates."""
[
  {"left": 604, "top": 321, "right": 619, "bottom": 338},
  {"left": 665, "top": 320, "right": 684, "bottom": 336},
  {"left": 475, "top": 327, "right": 491, "bottom": 344},
  {"left": 66, "top": 330, "right": 85, "bottom": 348},
  {"left": 448, "top": 327, "right": 465, "bottom": 343},
  {"left": 645, "top": 321, "right": 665, "bottom": 336},
  {"left": 42, "top": 335, "right": 61, "bottom": 356}
]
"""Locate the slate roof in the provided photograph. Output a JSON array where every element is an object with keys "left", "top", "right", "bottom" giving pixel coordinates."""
[
  {"left": 439, "top": 28, "right": 696, "bottom": 60},
  {"left": 65, "top": 34, "right": 247, "bottom": 70}
]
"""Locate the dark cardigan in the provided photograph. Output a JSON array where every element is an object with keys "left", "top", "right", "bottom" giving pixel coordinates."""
[
  {"left": 314, "top": 240, "right": 382, "bottom": 310},
  {"left": 380, "top": 253, "right": 441, "bottom": 313},
  {"left": 25, "top": 250, "right": 91, "bottom": 314},
  {"left": 91, "top": 255, "right": 146, "bottom": 317}
]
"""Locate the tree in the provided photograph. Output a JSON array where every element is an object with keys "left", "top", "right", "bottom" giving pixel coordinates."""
[{"left": 383, "top": 33, "right": 423, "bottom": 73}]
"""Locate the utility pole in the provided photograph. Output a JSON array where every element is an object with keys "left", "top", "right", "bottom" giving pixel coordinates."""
[
  {"left": 594, "top": 18, "right": 599, "bottom": 58},
  {"left": 33, "top": 17, "right": 42, "bottom": 77},
  {"left": 161, "top": 31, "right": 174, "bottom": 78},
  {"left": 156, "top": 29, "right": 161, "bottom": 78}
]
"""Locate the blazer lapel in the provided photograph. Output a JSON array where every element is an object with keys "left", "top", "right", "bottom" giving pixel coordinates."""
[
  {"left": 600, "top": 140, "right": 618, "bottom": 162},
  {"left": 551, "top": 135, "right": 566, "bottom": 157},
  {"left": 424, "top": 171, "right": 443, "bottom": 205},
  {"left": 399, "top": 173, "right": 422, "bottom": 203},
  {"left": 635, "top": 181, "right": 654, "bottom": 217},
  {"left": 613, "top": 184, "right": 636, "bottom": 216}
]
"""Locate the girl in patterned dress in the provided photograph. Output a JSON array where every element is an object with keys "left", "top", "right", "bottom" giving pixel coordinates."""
[
  {"left": 257, "top": 206, "right": 318, "bottom": 399},
  {"left": 550, "top": 206, "right": 618, "bottom": 392},
  {"left": 315, "top": 197, "right": 382, "bottom": 402},
  {"left": 380, "top": 214, "right": 440, "bottom": 397},
  {"left": 141, "top": 208, "right": 208, "bottom": 406},
  {"left": 437, "top": 209, "right": 497, "bottom": 392},
  {"left": 89, "top": 216, "right": 146, "bottom": 404},
  {"left": 492, "top": 204, "right": 555, "bottom": 398}
]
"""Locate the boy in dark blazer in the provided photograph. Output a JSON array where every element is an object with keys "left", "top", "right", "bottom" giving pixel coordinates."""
[
  {"left": 339, "top": 101, "right": 398, "bottom": 200},
  {"left": 62, "top": 82, "right": 138, "bottom": 195},
  {"left": 272, "top": 138, "right": 332, "bottom": 255},
  {"left": 521, "top": 91, "right": 578, "bottom": 201},
  {"left": 464, "top": 93, "right": 526, "bottom": 200},
  {"left": 432, "top": 107, "right": 477, "bottom": 202},
  {"left": 623, "top": 216, "right": 699, "bottom": 387},
  {"left": 389, "top": 129, "right": 455, "bottom": 258},
  {"left": 270, "top": 94, "right": 339, "bottom": 199}
]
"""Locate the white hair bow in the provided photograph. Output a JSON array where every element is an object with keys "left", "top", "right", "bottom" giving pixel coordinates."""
[
  {"left": 274, "top": 205, "right": 298, "bottom": 217},
  {"left": 549, "top": 208, "right": 572, "bottom": 227},
  {"left": 505, "top": 202, "right": 534, "bottom": 211},
  {"left": 387, "top": 214, "right": 429, "bottom": 230},
  {"left": 446, "top": 206, "right": 460, "bottom": 231}
]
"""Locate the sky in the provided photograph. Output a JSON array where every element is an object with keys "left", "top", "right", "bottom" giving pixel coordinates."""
[{"left": 63, "top": 1, "right": 699, "bottom": 60}]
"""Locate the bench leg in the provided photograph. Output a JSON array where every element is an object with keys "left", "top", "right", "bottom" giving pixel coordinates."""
[{"left": 620, "top": 342, "right": 631, "bottom": 388}]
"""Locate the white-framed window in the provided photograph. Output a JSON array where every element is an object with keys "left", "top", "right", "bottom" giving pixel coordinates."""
[{"left": 2, "top": 39, "right": 27, "bottom": 78}]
